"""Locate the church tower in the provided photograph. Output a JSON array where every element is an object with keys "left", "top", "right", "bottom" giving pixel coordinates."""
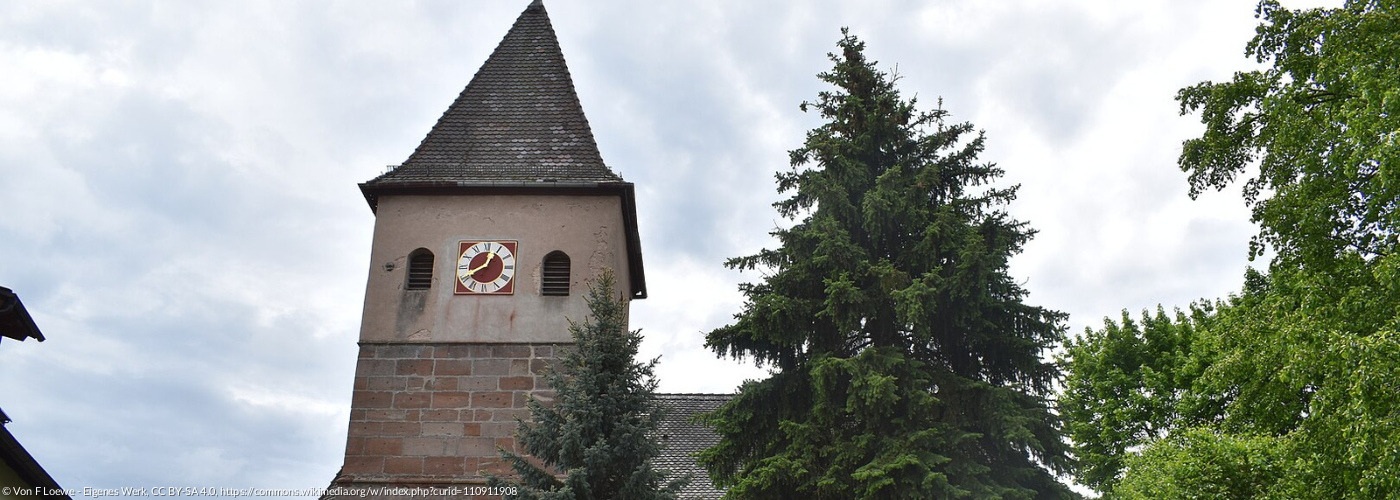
[{"left": 331, "top": 0, "right": 645, "bottom": 492}]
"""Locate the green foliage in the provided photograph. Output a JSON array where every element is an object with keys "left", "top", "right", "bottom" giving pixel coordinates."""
[
  {"left": 1062, "top": 263, "right": 1400, "bottom": 499},
  {"left": 700, "top": 29, "right": 1074, "bottom": 500},
  {"left": 1114, "top": 428, "right": 1287, "bottom": 500},
  {"left": 1177, "top": 0, "right": 1400, "bottom": 266},
  {"left": 1059, "top": 306, "right": 1213, "bottom": 491},
  {"left": 1061, "top": 1, "right": 1400, "bottom": 497},
  {"left": 490, "top": 270, "right": 686, "bottom": 500}
]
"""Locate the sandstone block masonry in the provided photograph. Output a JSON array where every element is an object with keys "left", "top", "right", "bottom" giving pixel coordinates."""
[{"left": 334, "top": 342, "right": 560, "bottom": 484}]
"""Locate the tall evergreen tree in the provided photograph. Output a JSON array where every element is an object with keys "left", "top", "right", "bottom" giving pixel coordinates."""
[
  {"left": 699, "top": 30, "right": 1074, "bottom": 500},
  {"left": 492, "top": 270, "right": 686, "bottom": 500}
]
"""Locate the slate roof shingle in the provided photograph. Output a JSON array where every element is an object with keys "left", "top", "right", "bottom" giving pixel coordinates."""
[
  {"left": 364, "top": 0, "right": 620, "bottom": 188},
  {"left": 654, "top": 394, "right": 731, "bottom": 500}
]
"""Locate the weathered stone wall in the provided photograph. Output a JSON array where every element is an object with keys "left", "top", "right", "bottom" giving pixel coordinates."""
[{"left": 332, "top": 342, "right": 558, "bottom": 485}]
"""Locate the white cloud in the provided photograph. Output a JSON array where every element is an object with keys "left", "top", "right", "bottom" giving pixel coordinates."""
[{"left": 227, "top": 383, "right": 346, "bottom": 418}]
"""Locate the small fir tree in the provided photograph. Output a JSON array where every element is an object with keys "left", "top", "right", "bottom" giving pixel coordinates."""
[
  {"left": 491, "top": 270, "right": 686, "bottom": 500},
  {"left": 699, "top": 30, "right": 1074, "bottom": 499}
]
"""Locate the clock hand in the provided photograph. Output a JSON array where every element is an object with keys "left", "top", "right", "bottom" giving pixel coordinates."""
[
  {"left": 465, "top": 251, "right": 498, "bottom": 277},
  {"left": 482, "top": 251, "right": 498, "bottom": 274}
]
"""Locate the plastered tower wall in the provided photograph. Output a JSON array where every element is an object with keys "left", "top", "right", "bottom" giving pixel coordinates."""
[{"left": 359, "top": 195, "right": 631, "bottom": 345}]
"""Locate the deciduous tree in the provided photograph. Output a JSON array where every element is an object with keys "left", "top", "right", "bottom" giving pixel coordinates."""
[
  {"left": 1061, "top": 1, "right": 1400, "bottom": 496},
  {"left": 1063, "top": 262, "right": 1400, "bottom": 498},
  {"left": 1177, "top": 0, "right": 1399, "bottom": 268}
]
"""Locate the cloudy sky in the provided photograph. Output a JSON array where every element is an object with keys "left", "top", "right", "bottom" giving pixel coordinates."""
[{"left": 0, "top": 0, "right": 1328, "bottom": 494}]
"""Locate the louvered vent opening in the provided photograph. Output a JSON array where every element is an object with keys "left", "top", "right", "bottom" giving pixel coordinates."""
[
  {"left": 542, "top": 251, "right": 570, "bottom": 296},
  {"left": 406, "top": 250, "right": 434, "bottom": 290}
]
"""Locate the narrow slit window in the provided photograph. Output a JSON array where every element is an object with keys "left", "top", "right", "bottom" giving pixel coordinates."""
[
  {"left": 542, "top": 251, "right": 570, "bottom": 296},
  {"left": 406, "top": 249, "right": 434, "bottom": 290}
]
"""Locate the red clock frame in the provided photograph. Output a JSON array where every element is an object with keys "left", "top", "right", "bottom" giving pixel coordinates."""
[{"left": 454, "top": 240, "right": 518, "bottom": 295}]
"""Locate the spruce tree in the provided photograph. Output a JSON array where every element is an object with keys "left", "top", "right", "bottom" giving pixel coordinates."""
[
  {"left": 492, "top": 270, "right": 686, "bottom": 500},
  {"left": 699, "top": 30, "right": 1075, "bottom": 499}
]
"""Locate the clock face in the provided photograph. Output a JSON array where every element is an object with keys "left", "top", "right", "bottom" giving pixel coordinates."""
[{"left": 455, "top": 240, "right": 517, "bottom": 295}]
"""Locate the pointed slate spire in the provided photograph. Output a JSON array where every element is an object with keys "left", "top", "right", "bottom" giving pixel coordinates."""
[
  {"left": 358, "top": 1, "right": 645, "bottom": 299},
  {"left": 364, "top": 0, "right": 619, "bottom": 195}
]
